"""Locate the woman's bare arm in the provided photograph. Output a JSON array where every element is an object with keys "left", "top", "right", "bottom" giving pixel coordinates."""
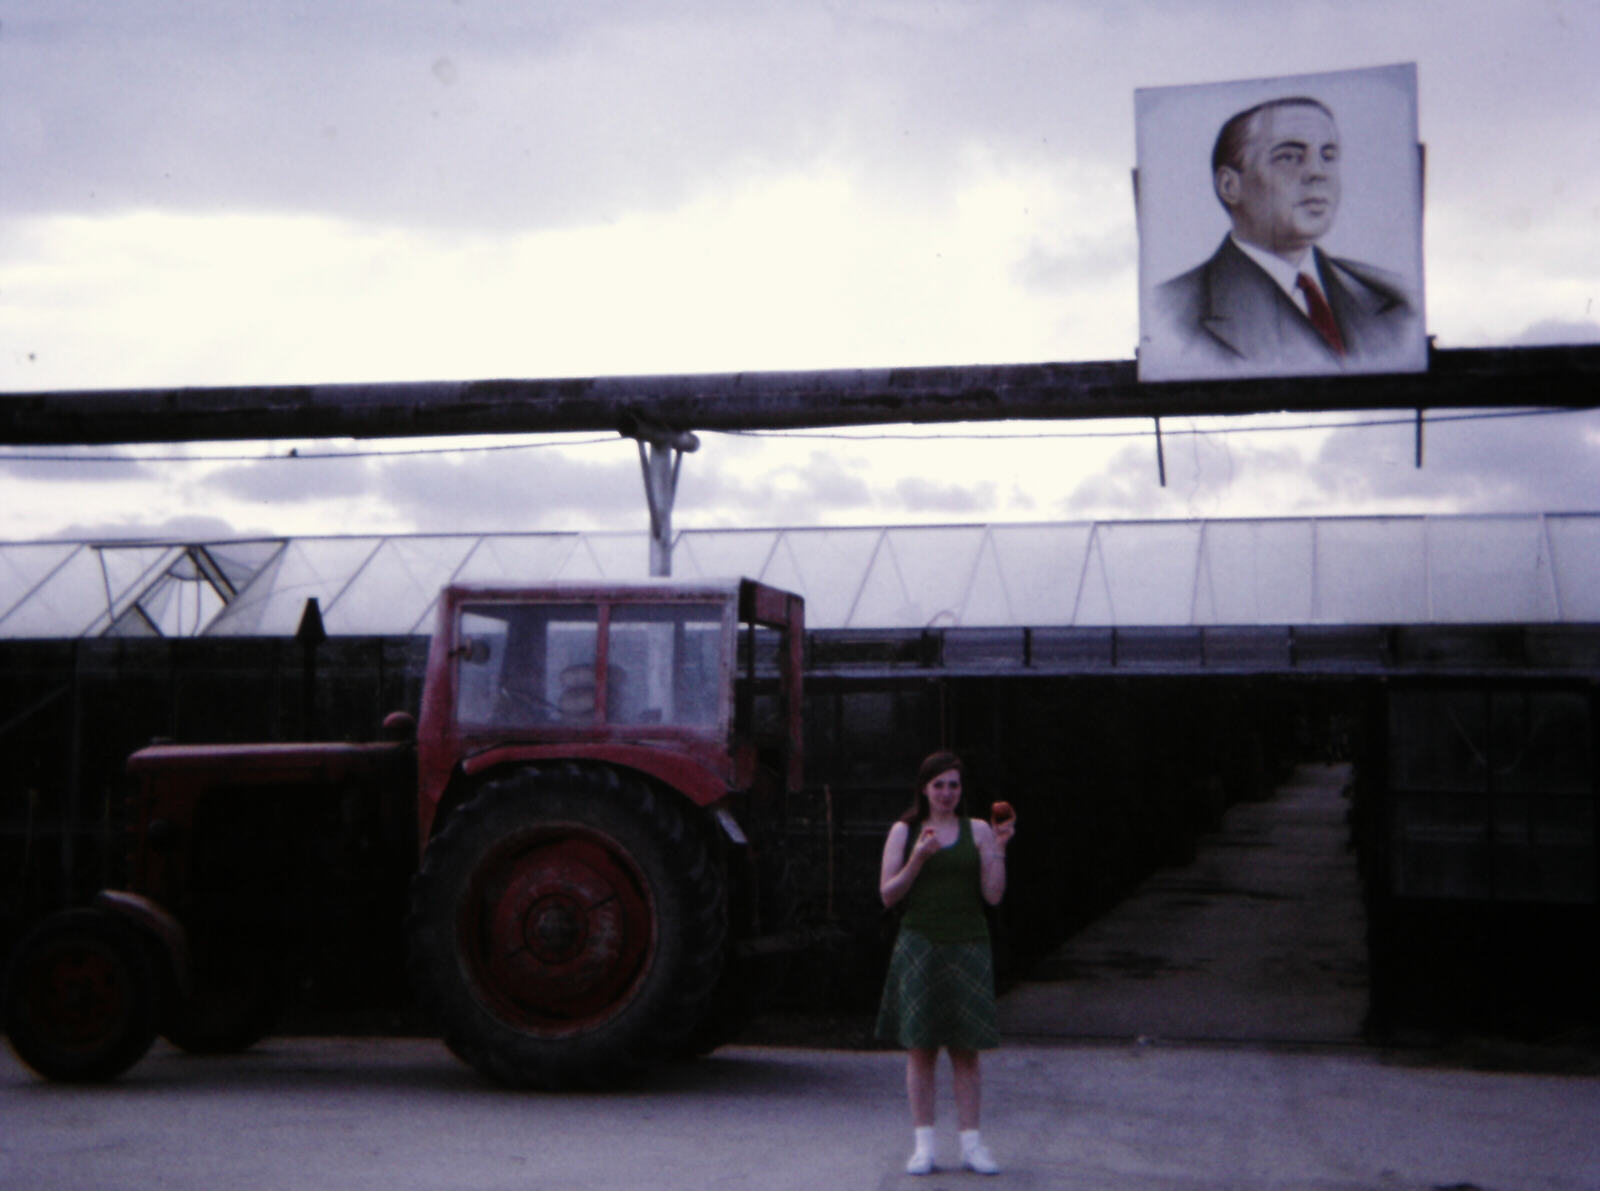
[
  {"left": 973, "top": 816, "right": 1014, "bottom": 906},
  {"left": 880, "top": 820, "right": 939, "bottom": 908}
]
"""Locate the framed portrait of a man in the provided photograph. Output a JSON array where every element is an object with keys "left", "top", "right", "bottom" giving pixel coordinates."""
[{"left": 1136, "top": 63, "right": 1426, "bottom": 383}]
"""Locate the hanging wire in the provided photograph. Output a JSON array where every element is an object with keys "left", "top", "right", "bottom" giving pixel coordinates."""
[{"left": 0, "top": 406, "right": 1590, "bottom": 465}]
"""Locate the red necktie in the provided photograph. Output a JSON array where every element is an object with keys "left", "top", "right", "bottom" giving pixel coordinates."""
[{"left": 1296, "top": 272, "right": 1345, "bottom": 356}]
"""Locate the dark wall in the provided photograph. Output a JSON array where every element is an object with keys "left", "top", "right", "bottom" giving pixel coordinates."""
[
  {"left": 761, "top": 669, "right": 1308, "bottom": 1009},
  {"left": 1350, "top": 678, "right": 1600, "bottom": 1041},
  {"left": 0, "top": 636, "right": 427, "bottom": 953},
  {"left": 1, "top": 633, "right": 1356, "bottom": 1025}
]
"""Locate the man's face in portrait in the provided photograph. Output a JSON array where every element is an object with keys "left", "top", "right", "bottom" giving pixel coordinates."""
[{"left": 1217, "top": 103, "right": 1341, "bottom": 259}]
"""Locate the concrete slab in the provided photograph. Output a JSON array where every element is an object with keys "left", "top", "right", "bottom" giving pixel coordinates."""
[
  {"left": 3, "top": 1035, "right": 1597, "bottom": 1190},
  {"left": 1002, "top": 763, "right": 1368, "bottom": 1044},
  {"left": 6, "top": 763, "right": 1595, "bottom": 1189}
]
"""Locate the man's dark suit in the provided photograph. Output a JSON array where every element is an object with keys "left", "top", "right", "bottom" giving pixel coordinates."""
[{"left": 1153, "top": 236, "right": 1417, "bottom": 372}]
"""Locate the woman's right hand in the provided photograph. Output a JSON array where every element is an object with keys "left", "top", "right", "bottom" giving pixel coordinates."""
[{"left": 911, "top": 825, "right": 941, "bottom": 861}]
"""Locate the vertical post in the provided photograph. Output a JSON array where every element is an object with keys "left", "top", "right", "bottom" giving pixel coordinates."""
[
  {"left": 638, "top": 441, "right": 682, "bottom": 578},
  {"left": 63, "top": 641, "right": 82, "bottom": 906},
  {"left": 296, "top": 597, "right": 327, "bottom": 740},
  {"left": 622, "top": 415, "right": 700, "bottom": 578}
]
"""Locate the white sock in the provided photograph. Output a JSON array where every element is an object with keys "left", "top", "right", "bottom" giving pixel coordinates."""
[
  {"left": 959, "top": 1129, "right": 983, "bottom": 1155},
  {"left": 912, "top": 1126, "right": 936, "bottom": 1156}
]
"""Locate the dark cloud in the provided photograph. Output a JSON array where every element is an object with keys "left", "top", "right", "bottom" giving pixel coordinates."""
[
  {"left": 372, "top": 446, "right": 647, "bottom": 531},
  {"left": 1055, "top": 425, "right": 1250, "bottom": 517},
  {"left": 44, "top": 512, "right": 244, "bottom": 542},
  {"left": 1312, "top": 409, "right": 1600, "bottom": 513},
  {"left": 889, "top": 475, "right": 999, "bottom": 515},
  {"left": 6, "top": 0, "right": 1596, "bottom": 241},
  {"left": 1302, "top": 319, "right": 1600, "bottom": 512},
  {"left": 1061, "top": 403, "right": 1600, "bottom": 520},
  {"left": 1514, "top": 320, "right": 1600, "bottom": 347},
  {"left": 0, "top": 3, "right": 878, "bottom": 230}
]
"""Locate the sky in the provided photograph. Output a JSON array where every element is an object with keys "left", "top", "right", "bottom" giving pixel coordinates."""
[{"left": 1, "top": 0, "right": 1597, "bottom": 546}]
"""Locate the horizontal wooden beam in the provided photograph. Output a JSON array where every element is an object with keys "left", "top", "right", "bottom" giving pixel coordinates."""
[{"left": 1, "top": 344, "right": 1595, "bottom": 446}]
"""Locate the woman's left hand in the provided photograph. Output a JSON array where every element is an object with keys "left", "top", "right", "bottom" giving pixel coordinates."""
[{"left": 993, "top": 815, "right": 1016, "bottom": 847}]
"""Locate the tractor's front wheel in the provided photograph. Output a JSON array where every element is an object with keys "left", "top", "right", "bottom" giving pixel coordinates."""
[
  {"left": 2, "top": 908, "right": 162, "bottom": 1082},
  {"left": 406, "top": 765, "right": 726, "bottom": 1088}
]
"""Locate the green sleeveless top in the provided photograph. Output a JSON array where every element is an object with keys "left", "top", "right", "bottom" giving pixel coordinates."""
[{"left": 899, "top": 817, "right": 989, "bottom": 944}]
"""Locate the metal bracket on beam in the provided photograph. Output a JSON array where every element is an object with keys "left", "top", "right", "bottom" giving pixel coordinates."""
[{"left": 620, "top": 412, "right": 701, "bottom": 577}]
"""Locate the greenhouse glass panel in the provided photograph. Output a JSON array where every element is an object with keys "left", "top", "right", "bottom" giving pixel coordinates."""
[
  {"left": 325, "top": 536, "right": 476, "bottom": 635},
  {"left": 143, "top": 574, "right": 228, "bottom": 637},
  {"left": 957, "top": 533, "right": 1016, "bottom": 626},
  {"left": 0, "top": 546, "right": 123, "bottom": 637},
  {"left": 1426, "top": 517, "right": 1554, "bottom": 623},
  {"left": 1389, "top": 689, "right": 1489, "bottom": 792},
  {"left": 852, "top": 528, "right": 987, "bottom": 627},
  {"left": 453, "top": 535, "right": 583, "bottom": 586},
  {"left": 764, "top": 529, "right": 884, "bottom": 628},
  {"left": 0, "top": 542, "right": 82, "bottom": 622},
  {"left": 1083, "top": 522, "right": 1202, "bottom": 625},
  {"left": 1195, "top": 520, "right": 1314, "bottom": 624},
  {"left": 206, "top": 538, "right": 383, "bottom": 636},
  {"left": 990, "top": 524, "right": 1091, "bottom": 626},
  {"left": 103, "top": 567, "right": 227, "bottom": 637},
  {"left": 205, "top": 540, "right": 286, "bottom": 596},
  {"left": 92, "top": 546, "right": 183, "bottom": 623},
  {"left": 1491, "top": 691, "right": 1592, "bottom": 796},
  {"left": 1548, "top": 514, "right": 1600, "bottom": 619},
  {"left": 556, "top": 534, "right": 643, "bottom": 582},
  {"left": 1315, "top": 519, "right": 1426, "bottom": 623},
  {"left": 672, "top": 531, "right": 780, "bottom": 583}
]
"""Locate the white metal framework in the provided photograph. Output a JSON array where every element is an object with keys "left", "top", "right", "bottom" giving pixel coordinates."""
[{"left": 1, "top": 514, "right": 1595, "bottom": 639}]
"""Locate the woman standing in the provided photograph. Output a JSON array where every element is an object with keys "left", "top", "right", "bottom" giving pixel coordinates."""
[{"left": 876, "top": 750, "right": 1015, "bottom": 1176}]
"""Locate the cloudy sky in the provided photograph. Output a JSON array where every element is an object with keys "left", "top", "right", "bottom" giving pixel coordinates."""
[{"left": 1, "top": 0, "right": 1596, "bottom": 544}]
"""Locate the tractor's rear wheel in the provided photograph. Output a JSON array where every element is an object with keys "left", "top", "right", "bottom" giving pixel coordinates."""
[
  {"left": 406, "top": 764, "right": 726, "bottom": 1088},
  {"left": 2, "top": 908, "right": 161, "bottom": 1082}
]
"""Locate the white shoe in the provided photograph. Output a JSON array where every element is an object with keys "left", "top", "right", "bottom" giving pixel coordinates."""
[
  {"left": 905, "top": 1148, "right": 936, "bottom": 1176},
  {"left": 962, "top": 1141, "right": 1000, "bottom": 1175}
]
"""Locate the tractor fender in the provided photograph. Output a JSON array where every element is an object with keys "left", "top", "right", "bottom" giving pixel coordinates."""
[
  {"left": 93, "top": 890, "right": 192, "bottom": 1000},
  {"left": 460, "top": 744, "right": 730, "bottom": 809}
]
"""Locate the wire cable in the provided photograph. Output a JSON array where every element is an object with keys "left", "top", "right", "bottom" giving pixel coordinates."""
[{"left": 0, "top": 406, "right": 1591, "bottom": 465}]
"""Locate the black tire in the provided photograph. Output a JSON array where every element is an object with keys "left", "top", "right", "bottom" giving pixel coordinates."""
[
  {"left": 161, "top": 935, "right": 286, "bottom": 1055},
  {"left": 406, "top": 764, "right": 727, "bottom": 1088},
  {"left": 671, "top": 843, "right": 765, "bottom": 1058},
  {"left": 2, "top": 908, "right": 161, "bottom": 1082}
]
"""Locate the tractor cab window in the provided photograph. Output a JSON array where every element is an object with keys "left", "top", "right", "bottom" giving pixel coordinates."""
[
  {"left": 606, "top": 603, "right": 725, "bottom": 728},
  {"left": 456, "top": 603, "right": 600, "bottom": 727}
]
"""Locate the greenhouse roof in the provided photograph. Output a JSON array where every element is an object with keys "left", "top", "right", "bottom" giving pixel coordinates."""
[{"left": 0, "top": 514, "right": 1596, "bottom": 640}]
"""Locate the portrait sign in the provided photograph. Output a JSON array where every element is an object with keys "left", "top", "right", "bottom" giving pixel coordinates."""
[{"left": 1136, "top": 63, "right": 1426, "bottom": 383}]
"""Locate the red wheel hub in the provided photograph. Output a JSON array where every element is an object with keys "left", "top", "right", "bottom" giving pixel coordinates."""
[
  {"left": 24, "top": 939, "right": 129, "bottom": 1051},
  {"left": 465, "top": 829, "right": 654, "bottom": 1034}
]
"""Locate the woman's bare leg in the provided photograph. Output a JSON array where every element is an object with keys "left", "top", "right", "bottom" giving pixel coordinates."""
[
  {"left": 906, "top": 1047, "right": 939, "bottom": 1127},
  {"left": 949, "top": 1048, "right": 981, "bottom": 1131}
]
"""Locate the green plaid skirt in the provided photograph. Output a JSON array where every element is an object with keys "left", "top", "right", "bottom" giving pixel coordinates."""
[{"left": 875, "top": 928, "right": 999, "bottom": 1050}]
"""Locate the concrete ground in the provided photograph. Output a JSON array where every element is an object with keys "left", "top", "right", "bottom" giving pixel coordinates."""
[
  {"left": 3, "top": 1034, "right": 1597, "bottom": 1190},
  {"left": 1001, "top": 763, "right": 1368, "bottom": 1044},
  {"left": 4, "top": 765, "right": 1598, "bottom": 1189}
]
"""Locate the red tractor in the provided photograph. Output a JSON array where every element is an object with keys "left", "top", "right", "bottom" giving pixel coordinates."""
[{"left": 2, "top": 578, "right": 805, "bottom": 1087}]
